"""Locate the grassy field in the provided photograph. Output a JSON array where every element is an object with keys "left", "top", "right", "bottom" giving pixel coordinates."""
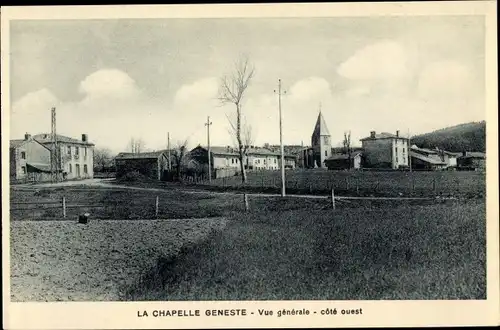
[
  {"left": 9, "top": 185, "right": 486, "bottom": 301},
  {"left": 197, "top": 169, "right": 486, "bottom": 198},
  {"left": 126, "top": 199, "right": 486, "bottom": 300},
  {"left": 9, "top": 186, "right": 243, "bottom": 221}
]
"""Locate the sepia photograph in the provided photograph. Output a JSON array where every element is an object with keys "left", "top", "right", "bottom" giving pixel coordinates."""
[{"left": 2, "top": 2, "right": 498, "bottom": 329}]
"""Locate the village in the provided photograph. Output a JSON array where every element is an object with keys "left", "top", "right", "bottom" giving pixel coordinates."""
[
  {"left": 6, "top": 9, "right": 490, "bottom": 310},
  {"left": 9, "top": 110, "right": 486, "bottom": 185}
]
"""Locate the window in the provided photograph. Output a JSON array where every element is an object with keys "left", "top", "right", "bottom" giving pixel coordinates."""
[
  {"left": 232, "top": 158, "right": 234, "bottom": 164},
  {"left": 236, "top": 158, "right": 238, "bottom": 164},
  {"left": 84, "top": 165, "right": 88, "bottom": 174},
  {"left": 323, "top": 136, "right": 330, "bottom": 145},
  {"left": 75, "top": 147, "right": 79, "bottom": 156},
  {"left": 84, "top": 147, "right": 88, "bottom": 157},
  {"left": 264, "top": 159, "right": 266, "bottom": 165},
  {"left": 21, "top": 166, "right": 26, "bottom": 174},
  {"left": 325, "top": 150, "right": 328, "bottom": 157},
  {"left": 21, "top": 151, "right": 26, "bottom": 159},
  {"left": 274, "top": 158, "right": 277, "bottom": 164},
  {"left": 67, "top": 146, "right": 72, "bottom": 155},
  {"left": 69, "top": 164, "right": 72, "bottom": 173}
]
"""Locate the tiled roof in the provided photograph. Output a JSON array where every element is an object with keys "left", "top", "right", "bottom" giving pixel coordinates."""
[
  {"left": 115, "top": 150, "right": 170, "bottom": 160},
  {"left": 26, "top": 163, "right": 54, "bottom": 173},
  {"left": 410, "top": 151, "right": 447, "bottom": 165},
  {"left": 326, "top": 151, "right": 362, "bottom": 161},
  {"left": 360, "top": 132, "right": 408, "bottom": 141},
  {"left": 33, "top": 134, "right": 95, "bottom": 146},
  {"left": 459, "top": 152, "right": 486, "bottom": 159}
]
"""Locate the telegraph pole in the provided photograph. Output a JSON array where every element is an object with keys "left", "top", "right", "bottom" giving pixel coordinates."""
[
  {"left": 205, "top": 116, "right": 213, "bottom": 182},
  {"left": 167, "top": 132, "right": 171, "bottom": 170},
  {"left": 274, "top": 79, "right": 286, "bottom": 197},
  {"left": 50, "top": 107, "right": 59, "bottom": 183},
  {"left": 408, "top": 128, "right": 412, "bottom": 172}
]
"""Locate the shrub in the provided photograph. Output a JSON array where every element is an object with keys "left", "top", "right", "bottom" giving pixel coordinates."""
[{"left": 120, "top": 171, "right": 148, "bottom": 182}]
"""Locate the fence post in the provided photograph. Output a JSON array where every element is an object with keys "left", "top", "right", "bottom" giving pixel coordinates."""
[
  {"left": 356, "top": 178, "right": 359, "bottom": 195},
  {"left": 412, "top": 176, "right": 415, "bottom": 193},
  {"left": 331, "top": 188, "right": 336, "bottom": 210},
  {"left": 346, "top": 177, "right": 350, "bottom": 191},
  {"left": 62, "top": 196, "right": 66, "bottom": 218},
  {"left": 155, "top": 196, "right": 159, "bottom": 217},
  {"left": 309, "top": 183, "right": 313, "bottom": 194},
  {"left": 432, "top": 178, "right": 436, "bottom": 193},
  {"left": 244, "top": 193, "right": 249, "bottom": 212}
]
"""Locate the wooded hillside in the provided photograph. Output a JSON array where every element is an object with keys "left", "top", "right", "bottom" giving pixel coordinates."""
[{"left": 411, "top": 121, "right": 486, "bottom": 152}]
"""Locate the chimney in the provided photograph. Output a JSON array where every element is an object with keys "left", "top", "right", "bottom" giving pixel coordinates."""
[
  {"left": 396, "top": 130, "right": 399, "bottom": 137},
  {"left": 462, "top": 151, "right": 467, "bottom": 157},
  {"left": 24, "top": 133, "right": 31, "bottom": 140},
  {"left": 370, "top": 131, "right": 376, "bottom": 138},
  {"left": 82, "top": 134, "right": 88, "bottom": 142}
]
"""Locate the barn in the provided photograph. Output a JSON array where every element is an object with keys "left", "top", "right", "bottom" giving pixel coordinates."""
[
  {"left": 325, "top": 151, "right": 363, "bottom": 170},
  {"left": 115, "top": 151, "right": 171, "bottom": 181}
]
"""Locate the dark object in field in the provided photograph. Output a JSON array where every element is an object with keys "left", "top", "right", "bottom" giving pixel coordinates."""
[{"left": 78, "top": 213, "right": 90, "bottom": 224}]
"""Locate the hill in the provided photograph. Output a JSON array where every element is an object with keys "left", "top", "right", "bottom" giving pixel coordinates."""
[{"left": 411, "top": 121, "right": 486, "bottom": 152}]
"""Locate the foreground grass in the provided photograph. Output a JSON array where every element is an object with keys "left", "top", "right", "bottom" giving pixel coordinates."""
[
  {"left": 126, "top": 200, "right": 486, "bottom": 300},
  {"left": 10, "top": 218, "right": 227, "bottom": 301}
]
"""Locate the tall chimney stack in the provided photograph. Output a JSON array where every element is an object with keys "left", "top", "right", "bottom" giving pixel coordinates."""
[
  {"left": 24, "top": 133, "right": 31, "bottom": 141},
  {"left": 82, "top": 134, "right": 88, "bottom": 142},
  {"left": 396, "top": 130, "right": 400, "bottom": 137},
  {"left": 370, "top": 131, "right": 376, "bottom": 138}
]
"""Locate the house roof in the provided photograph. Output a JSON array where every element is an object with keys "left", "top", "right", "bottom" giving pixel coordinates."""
[
  {"left": 33, "top": 134, "right": 95, "bottom": 146},
  {"left": 326, "top": 151, "right": 362, "bottom": 161},
  {"left": 115, "top": 150, "right": 169, "bottom": 160},
  {"left": 195, "top": 145, "right": 295, "bottom": 158},
  {"left": 459, "top": 152, "right": 486, "bottom": 159},
  {"left": 311, "top": 112, "right": 331, "bottom": 137},
  {"left": 26, "top": 163, "right": 55, "bottom": 173},
  {"left": 410, "top": 151, "right": 447, "bottom": 165},
  {"left": 360, "top": 132, "right": 408, "bottom": 141}
]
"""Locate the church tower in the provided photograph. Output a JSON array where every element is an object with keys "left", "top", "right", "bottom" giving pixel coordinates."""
[{"left": 311, "top": 107, "right": 331, "bottom": 168}]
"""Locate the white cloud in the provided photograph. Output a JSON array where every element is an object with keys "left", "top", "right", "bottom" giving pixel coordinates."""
[
  {"left": 173, "top": 77, "right": 219, "bottom": 105},
  {"left": 288, "top": 77, "right": 332, "bottom": 102},
  {"left": 337, "top": 40, "right": 411, "bottom": 81},
  {"left": 10, "top": 89, "right": 61, "bottom": 139},
  {"left": 79, "top": 69, "right": 142, "bottom": 100}
]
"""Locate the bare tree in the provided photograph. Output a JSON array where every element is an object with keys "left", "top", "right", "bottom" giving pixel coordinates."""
[
  {"left": 218, "top": 55, "right": 255, "bottom": 183},
  {"left": 226, "top": 112, "right": 254, "bottom": 169},
  {"left": 128, "top": 137, "right": 146, "bottom": 154},
  {"left": 93, "top": 148, "right": 113, "bottom": 172},
  {"left": 343, "top": 131, "right": 352, "bottom": 170},
  {"left": 171, "top": 139, "right": 189, "bottom": 181}
]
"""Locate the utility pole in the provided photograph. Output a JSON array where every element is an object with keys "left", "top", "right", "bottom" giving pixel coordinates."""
[
  {"left": 167, "top": 132, "right": 171, "bottom": 170},
  {"left": 274, "top": 79, "right": 286, "bottom": 197},
  {"left": 205, "top": 116, "right": 213, "bottom": 182},
  {"left": 50, "top": 107, "right": 59, "bottom": 183},
  {"left": 408, "top": 128, "right": 412, "bottom": 172}
]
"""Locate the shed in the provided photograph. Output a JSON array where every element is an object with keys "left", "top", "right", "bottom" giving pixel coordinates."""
[
  {"left": 115, "top": 150, "right": 171, "bottom": 180},
  {"left": 325, "top": 151, "right": 362, "bottom": 170}
]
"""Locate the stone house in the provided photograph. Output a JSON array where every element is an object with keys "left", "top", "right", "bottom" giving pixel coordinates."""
[
  {"left": 457, "top": 151, "right": 486, "bottom": 171},
  {"left": 32, "top": 133, "right": 95, "bottom": 180},
  {"left": 10, "top": 133, "right": 94, "bottom": 182},
  {"left": 360, "top": 131, "right": 409, "bottom": 169}
]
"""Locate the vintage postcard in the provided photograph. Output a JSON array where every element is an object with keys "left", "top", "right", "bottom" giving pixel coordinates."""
[{"left": 2, "top": 2, "right": 498, "bottom": 329}]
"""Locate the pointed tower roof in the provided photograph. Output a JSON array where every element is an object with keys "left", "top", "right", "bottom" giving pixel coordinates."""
[{"left": 312, "top": 111, "right": 331, "bottom": 137}]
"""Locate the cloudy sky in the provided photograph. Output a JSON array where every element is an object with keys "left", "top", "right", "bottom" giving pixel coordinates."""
[{"left": 9, "top": 16, "right": 485, "bottom": 153}]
